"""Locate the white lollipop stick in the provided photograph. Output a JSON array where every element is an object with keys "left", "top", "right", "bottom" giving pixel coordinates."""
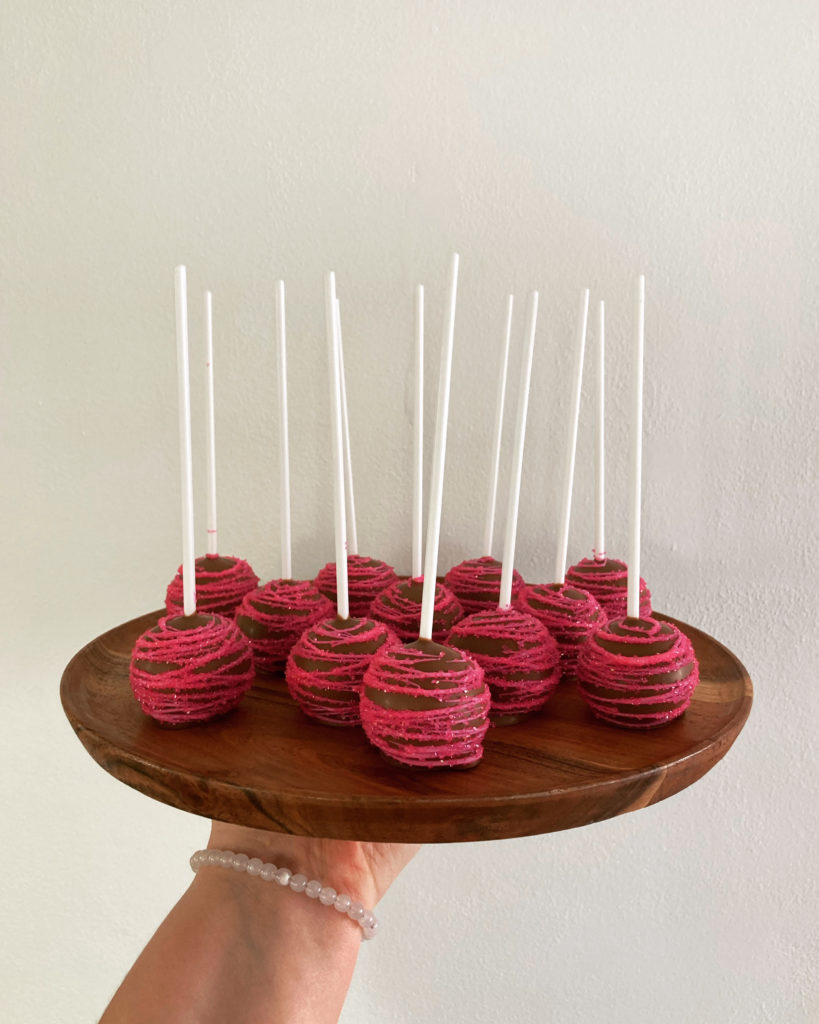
[
  {"left": 412, "top": 285, "right": 424, "bottom": 579},
  {"left": 204, "top": 291, "right": 217, "bottom": 557},
  {"left": 499, "top": 291, "right": 538, "bottom": 609},
  {"left": 325, "top": 273, "right": 349, "bottom": 619},
  {"left": 174, "top": 266, "right": 196, "bottom": 617},
  {"left": 335, "top": 298, "right": 359, "bottom": 556},
  {"left": 627, "top": 276, "right": 645, "bottom": 620},
  {"left": 554, "top": 288, "right": 590, "bottom": 585},
  {"left": 483, "top": 295, "right": 514, "bottom": 556},
  {"left": 419, "top": 254, "right": 459, "bottom": 640},
  {"left": 594, "top": 299, "right": 606, "bottom": 561},
  {"left": 276, "top": 280, "right": 292, "bottom": 579}
]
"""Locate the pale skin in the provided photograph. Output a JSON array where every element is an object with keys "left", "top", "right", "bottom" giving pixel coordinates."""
[{"left": 99, "top": 821, "right": 420, "bottom": 1024}]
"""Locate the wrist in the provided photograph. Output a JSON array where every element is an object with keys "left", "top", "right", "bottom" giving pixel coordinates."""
[
  {"left": 207, "top": 822, "right": 380, "bottom": 907},
  {"left": 193, "top": 846, "right": 379, "bottom": 939},
  {"left": 187, "top": 859, "right": 363, "bottom": 1024},
  {"left": 191, "top": 859, "right": 365, "bottom": 946}
]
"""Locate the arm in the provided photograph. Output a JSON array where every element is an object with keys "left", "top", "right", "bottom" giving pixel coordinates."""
[{"left": 100, "top": 822, "right": 420, "bottom": 1024}]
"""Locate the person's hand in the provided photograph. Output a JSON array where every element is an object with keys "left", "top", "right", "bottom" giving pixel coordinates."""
[
  {"left": 207, "top": 820, "right": 420, "bottom": 909},
  {"left": 101, "top": 821, "right": 418, "bottom": 1023}
]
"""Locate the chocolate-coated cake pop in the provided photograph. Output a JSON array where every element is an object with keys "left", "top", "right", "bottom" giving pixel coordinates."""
[
  {"left": 443, "top": 555, "right": 524, "bottom": 617},
  {"left": 515, "top": 582, "right": 605, "bottom": 678},
  {"left": 285, "top": 615, "right": 394, "bottom": 726},
  {"left": 576, "top": 615, "right": 698, "bottom": 728},
  {"left": 565, "top": 556, "right": 650, "bottom": 620},
  {"left": 166, "top": 554, "right": 259, "bottom": 617},
  {"left": 447, "top": 606, "right": 560, "bottom": 724},
  {"left": 130, "top": 612, "right": 254, "bottom": 726},
  {"left": 236, "top": 579, "right": 333, "bottom": 674},
  {"left": 361, "top": 639, "right": 490, "bottom": 769},
  {"left": 314, "top": 554, "right": 397, "bottom": 619},
  {"left": 369, "top": 576, "right": 463, "bottom": 643}
]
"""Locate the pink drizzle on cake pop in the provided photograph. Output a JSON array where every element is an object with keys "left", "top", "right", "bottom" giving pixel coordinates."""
[
  {"left": 361, "top": 640, "right": 490, "bottom": 769},
  {"left": 129, "top": 613, "right": 254, "bottom": 726},
  {"left": 369, "top": 576, "right": 463, "bottom": 643},
  {"left": 236, "top": 579, "right": 333, "bottom": 674},
  {"left": 166, "top": 554, "right": 259, "bottom": 617},
  {"left": 576, "top": 616, "right": 699, "bottom": 728},
  {"left": 285, "top": 615, "right": 394, "bottom": 726},
  {"left": 565, "top": 556, "right": 650, "bottom": 620},
  {"left": 447, "top": 606, "right": 560, "bottom": 722},
  {"left": 515, "top": 582, "right": 606, "bottom": 678},
  {"left": 314, "top": 554, "right": 398, "bottom": 619},
  {"left": 443, "top": 555, "right": 524, "bottom": 616}
]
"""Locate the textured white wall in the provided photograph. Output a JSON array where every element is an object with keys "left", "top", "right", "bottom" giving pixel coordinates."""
[{"left": 3, "top": 2, "right": 817, "bottom": 1021}]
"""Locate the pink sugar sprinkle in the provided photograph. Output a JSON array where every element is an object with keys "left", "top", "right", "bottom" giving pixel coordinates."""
[
  {"left": 515, "top": 582, "right": 606, "bottom": 677},
  {"left": 447, "top": 606, "right": 561, "bottom": 719},
  {"left": 165, "top": 555, "right": 259, "bottom": 617},
  {"left": 285, "top": 616, "right": 395, "bottom": 726},
  {"left": 576, "top": 615, "right": 699, "bottom": 729},
  {"left": 361, "top": 641, "right": 490, "bottom": 769},
  {"left": 369, "top": 576, "right": 464, "bottom": 642},
  {"left": 565, "top": 556, "right": 651, "bottom": 620},
  {"left": 314, "top": 554, "right": 398, "bottom": 618},
  {"left": 443, "top": 556, "right": 524, "bottom": 616},
  {"left": 236, "top": 578, "right": 333, "bottom": 673},
  {"left": 129, "top": 614, "right": 254, "bottom": 726}
]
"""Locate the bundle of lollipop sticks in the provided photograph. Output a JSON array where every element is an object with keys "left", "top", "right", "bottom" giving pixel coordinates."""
[{"left": 127, "top": 256, "right": 700, "bottom": 767}]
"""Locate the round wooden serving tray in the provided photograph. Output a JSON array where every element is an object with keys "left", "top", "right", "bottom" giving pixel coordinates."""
[{"left": 61, "top": 610, "right": 752, "bottom": 844}]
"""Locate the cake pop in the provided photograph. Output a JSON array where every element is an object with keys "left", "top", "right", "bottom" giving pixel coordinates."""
[
  {"left": 566, "top": 300, "right": 651, "bottom": 619},
  {"left": 130, "top": 612, "right": 254, "bottom": 726},
  {"left": 286, "top": 271, "right": 394, "bottom": 725},
  {"left": 576, "top": 616, "right": 698, "bottom": 727},
  {"left": 165, "top": 290, "right": 257, "bottom": 616},
  {"left": 314, "top": 296, "right": 397, "bottom": 615},
  {"left": 565, "top": 556, "right": 651, "bottom": 619},
  {"left": 577, "top": 277, "right": 696, "bottom": 728},
  {"left": 444, "top": 294, "right": 525, "bottom": 616},
  {"left": 370, "top": 576, "right": 462, "bottom": 641},
  {"left": 363, "top": 255, "right": 491, "bottom": 767},
  {"left": 287, "top": 614, "right": 394, "bottom": 725},
  {"left": 166, "top": 554, "right": 259, "bottom": 617},
  {"left": 237, "top": 579, "right": 333, "bottom": 674},
  {"left": 444, "top": 556, "right": 524, "bottom": 616},
  {"left": 236, "top": 281, "right": 333, "bottom": 671},
  {"left": 515, "top": 582, "right": 604, "bottom": 677},
  {"left": 131, "top": 267, "right": 253, "bottom": 726},
  {"left": 361, "top": 639, "right": 489, "bottom": 768},
  {"left": 368, "top": 285, "right": 463, "bottom": 641},
  {"left": 513, "top": 289, "right": 603, "bottom": 675},
  {"left": 448, "top": 605, "right": 559, "bottom": 724},
  {"left": 447, "top": 292, "right": 560, "bottom": 723},
  {"left": 315, "top": 555, "right": 397, "bottom": 618}
]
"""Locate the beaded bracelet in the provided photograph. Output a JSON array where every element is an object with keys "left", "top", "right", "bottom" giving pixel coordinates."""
[{"left": 190, "top": 848, "right": 379, "bottom": 940}]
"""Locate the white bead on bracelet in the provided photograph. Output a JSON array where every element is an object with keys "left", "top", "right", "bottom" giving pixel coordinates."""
[{"left": 190, "top": 848, "right": 379, "bottom": 940}]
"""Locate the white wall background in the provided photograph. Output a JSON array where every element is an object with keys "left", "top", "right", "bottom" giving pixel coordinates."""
[{"left": 3, "top": 2, "right": 817, "bottom": 1021}]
